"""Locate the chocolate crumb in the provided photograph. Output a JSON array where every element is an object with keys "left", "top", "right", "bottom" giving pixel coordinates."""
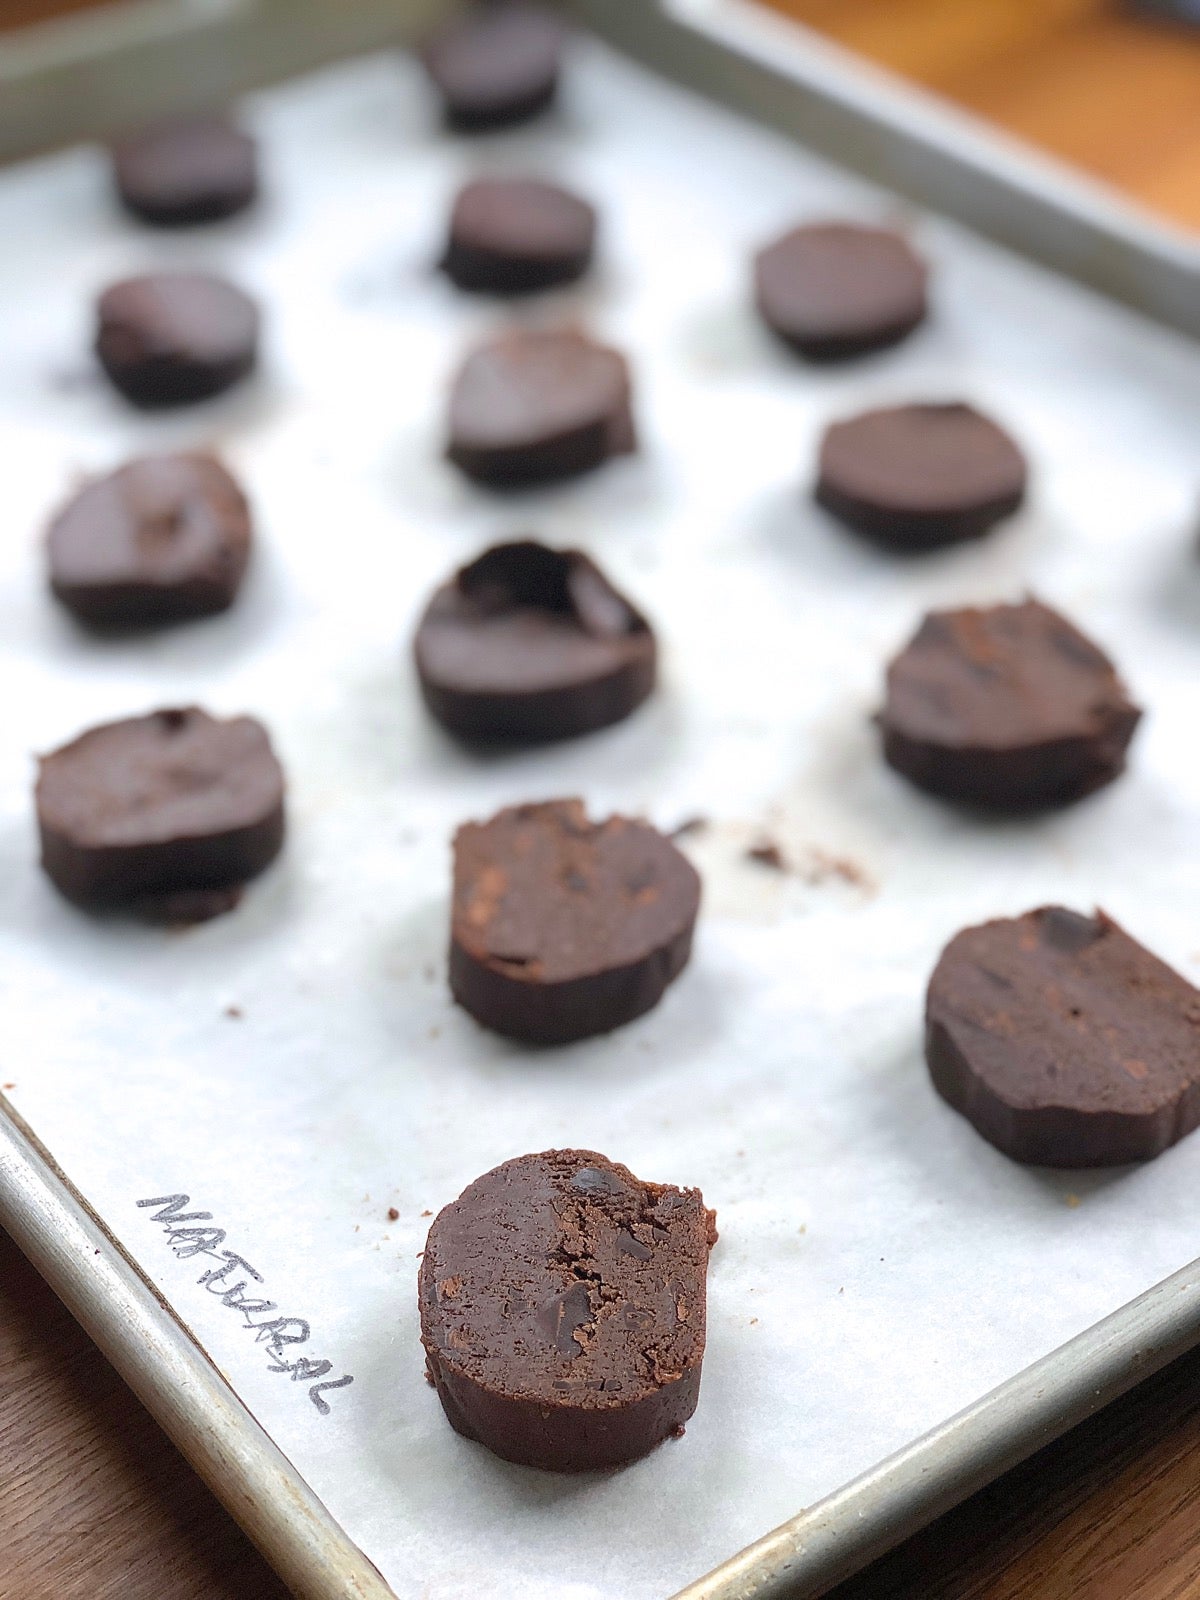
[
  {"left": 747, "top": 839, "right": 786, "bottom": 870},
  {"left": 670, "top": 814, "right": 709, "bottom": 839},
  {"left": 224, "top": 1004, "right": 243, "bottom": 1019},
  {"left": 805, "top": 848, "right": 875, "bottom": 891},
  {"left": 388, "top": 1207, "right": 400, "bottom": 1222},
  {"left": 421, "top": 1208, "right": 432, "bottom": 1218}
]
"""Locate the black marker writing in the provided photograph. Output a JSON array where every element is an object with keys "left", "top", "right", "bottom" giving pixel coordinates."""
[{"left": 137, "top": 1194, "right": 353, "bottom": 1416}]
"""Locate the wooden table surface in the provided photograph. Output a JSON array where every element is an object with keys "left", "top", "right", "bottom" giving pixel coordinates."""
[
  {"left": 5, "top": 3, "right": 1200, "bottom": 1599},
  {"left": 765, "top": 0, "right": 1200, "bottom": 230}
]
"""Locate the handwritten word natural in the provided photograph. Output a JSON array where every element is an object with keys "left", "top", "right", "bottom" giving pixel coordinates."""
[{"left": 137, "top": 1194, "right": 353, "bottom": 1415}]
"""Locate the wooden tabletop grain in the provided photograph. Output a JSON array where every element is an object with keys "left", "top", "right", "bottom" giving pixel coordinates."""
[
  {"left": 1, "top": 1228, "right": 289, "bottom": 1600},
  {"left": 4, "top": 2, "right": 1200, "bottom": 1598}
]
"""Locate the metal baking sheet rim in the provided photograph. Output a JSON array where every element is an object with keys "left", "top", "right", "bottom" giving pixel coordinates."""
[
  {"left": 7, "top": 1091, "right": 1200, "bottom": 1600},
  {"left": 0, "top": 3, "right": 1199, "bottom": 1599}
]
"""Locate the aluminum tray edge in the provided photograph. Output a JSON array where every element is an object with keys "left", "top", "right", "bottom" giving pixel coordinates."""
[{"left": 667, "top": 1254, "right": 1200, "bottom": 1598}]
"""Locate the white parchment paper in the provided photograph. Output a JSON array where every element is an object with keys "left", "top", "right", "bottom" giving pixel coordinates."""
[{"left": 3, "top": 37, "right": 1200, "bottom": 1600}]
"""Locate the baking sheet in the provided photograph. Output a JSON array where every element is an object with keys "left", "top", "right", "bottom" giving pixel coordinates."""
[{"left": 3, "top": 34, "right": 1200, "bottom": 1600}]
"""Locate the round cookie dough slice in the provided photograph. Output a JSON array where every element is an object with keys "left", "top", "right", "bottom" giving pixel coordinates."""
[
  {"left": 111, "top": 115, "right": 257, "bottom": 226},
  {"left": 446, "top": 328, "right": 635, "bottom": 488},
  {"left": 47, "top": 454, "right": 252, "bottom": 628},
  {"left": 414, "top": 540, "right": 656, "bottom": 742},
  {"left": 815, "top": 401, "right": 1026, "bottom": 550},
  {"left": 754, "top": 221, "right": 928, "bottom": 360},
  {"left": 926, "top": 906, "right": 1200, "bottom": 1166},
  {"left": 880, "top": 598, "right": 1141, "bottom": 809},
  {"left": 441, "top": 176, "right": 596, "bottom": 294},
  {"left": 36, "top": 707, "right": 284, "bottom": 918},
  {"left": 419, "top": 1148, "right": 717, "bottom": 1470},
  {"left": 450, "top": 799, "right": 700, "bottom": 1043},
  {"left": 421, "top": 4, "right": 565, "bottom": 131},
  {"left": 95, "top": 272, "right": 260, "bottom": 408}
]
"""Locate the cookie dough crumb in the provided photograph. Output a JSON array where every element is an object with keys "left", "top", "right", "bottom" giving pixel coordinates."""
[{"left": 671, "top": 814, "right": 709, "bottom": 839}]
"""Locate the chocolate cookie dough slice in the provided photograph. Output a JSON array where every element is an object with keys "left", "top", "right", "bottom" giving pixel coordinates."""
[
  {"left": 816, "top": 402, "right": 1026, "bottom": 550},
  {"left": 47, "top": 454, "right": 252, "bottom": 628},
  {"left": 95, "top": 272, "right": 260, "bottom": 408},
  {"left": 450, "top": 799, "right": 700, "bottom": 1043},
  {"left": 421, "top": 4, "right": 565, "bottom": 131},
  {"left": 880, "top": 598, "right": 1141, "bottom": 809},
  {"left": 36, "top": 707, "right": 284, "bottom": 918},
  {"left": 414, "top": 540, "right": 656, "bottom": 742},
  {"left": 112, "top": 115, "right": 257, "bottom": 226},
  {"left": 420, "top": 1148, "right": 717, "bottom": 1470},
  {"left": 446, "top": 328, "right": 635, "bottom": 488},
  {"left": 754, "top": 221, "right": 928, "bottom": 360},
  {"left": 926, "top": 906, "right": 1200, "bottom": 1166},
  {"left": 441, "top": 177, "right": 596, "bottom": 295}
]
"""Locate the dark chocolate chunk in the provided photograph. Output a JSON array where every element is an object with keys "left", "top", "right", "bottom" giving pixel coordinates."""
[
  {"left": 421, "top": 5, "right": 565, "bottom": 131},
  {"left": 419, "top": 1148, "right": 716, "bottom": 1470},
  {"left": 746, "top": 840, "right": 786, "bottom": 870},
  {"left": 111, "top": 115, "right": 257, "bottom": 226},
  {"left": 881, "top": 598, "right": 1141, "bottom": 809},
  {"left": 446, "top": 328, "right": 635, "bottom": 488},
  {"left": 36, "top": 707, "right": 284, "bottom": 914},
  {"left": 816, "top": 402, "right": 1027, "bottom": 550},
  {"left": 95, "top": 272, "right": 259, "bottom": 408},
  {"left": 47, "top": 453, "right": 252, "bottom": 628},
  {"left": 414, "top": 540, "right": 655, "bottom": 743},
  {"left": 441, "top": 176, "right": 595, "bottom": 294},
  {"left": 926, "top": 906, "right": 1200, "bottom": 1166},
  {"left": 754, "top": 221, "right": 928, "bottom": 360},
  {"left": 450, "top": 799, "right": 700, "bottom": 1044}
]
